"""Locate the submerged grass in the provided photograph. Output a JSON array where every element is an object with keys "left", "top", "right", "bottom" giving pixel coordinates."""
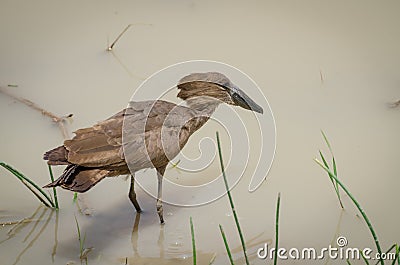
[
  {"left": 359, "top": 249, "right": 370, "bottom": 264},
  {"left": 216, "top": 131, "right": 249, "bottom": 265},
  {"left": 1, "top": 161, "right": 55, "bottom": 208},
  {"left": 315, "top": 134, "right": 384, "bottom": 265},
  {"left": 74, "top": 215, "right": 91, "bottom": 263},
  {"left": 74, "top": 215, "right": 85, "bottom": 257}
]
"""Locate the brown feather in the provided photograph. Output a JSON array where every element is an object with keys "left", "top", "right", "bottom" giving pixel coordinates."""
[
  {"left": 44, "top": 98, "right": 216, "bottom": 192},
  {"left": 43, "top": 165, "right": 110, "bottom": 192},
  {"left": 44, "top": 146, "right": 69, "bottom": 165}
]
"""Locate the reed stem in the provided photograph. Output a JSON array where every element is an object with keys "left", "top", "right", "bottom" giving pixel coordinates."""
[{"left": 216, "top": 132, "right": 249, "bottom": 265}]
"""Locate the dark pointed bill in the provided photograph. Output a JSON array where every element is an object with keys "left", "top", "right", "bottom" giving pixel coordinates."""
[{"left": 231, "top": 88, "right": 264, "bottom": 114}]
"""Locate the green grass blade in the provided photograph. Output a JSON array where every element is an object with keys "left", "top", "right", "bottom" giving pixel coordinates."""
[
  {"left": 274, "top": 193, "right": 281, "bottom": 265},
  {"left": 219, "top": 225, "right": 234, "bottom": 265},
  {"left": 319, "top": 150, "right": 336, "bottom": 188},
  {"left": 332, "top": 156, "right": 337, "bottom": 176},
  {"left": 190, "top": 217, "right": 196, "bottom": 265},
  {"left": 319, "top": 152, "right": 343, "bottom": 208},
  {"left": 321, "top": 130, "right": 333, "bottom": 155},
  {"left": 1, "top": 161, "right": 55, "bottom": 208},
  {"left": 331, "top": 156, "right": 343, "bottom": 208},
  {"left": 346, "top": 259, "right": 352, "bottom": 265},
  {"left": 23, "top": 180, "right": 52, "bottom": 208},
  {"left": 319, "top": 132, "right": 344, "bottom": 209},
  {"left": 360, "top": 249, "right": 370, "bottom": 265},
  {"left": 321, "top": 131, "right": 341, "bottom": 198},
  {"left": 216, "top": 132, "right": 249, "bottom": 265},
  {"left": 73, "top": 192, "right": 78, "bottom": 203},
  {"left": 315, "top": 159, "right": 384, "bottom": 265},
  {"left": 319, "top": 150, "right": 330, "bottom": 169},
  {"left": 48, "top": 165, "right": 59, "bottom": 209},
  {"left": 374, "top": 244, "right": 396, "bottom": 265},
  {"left": 392, "top": 244, "right": 399, "bottom": 265}
]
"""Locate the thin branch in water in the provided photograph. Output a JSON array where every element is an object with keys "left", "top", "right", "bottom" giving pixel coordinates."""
[
  {"left": 0, "top": 86, "right": 72, "bottom": 139},
  {"left": 107, "top": 23, "right": 153, "bottom": 51},
  {"left": 108, "top": 24, "right": 132, "bottom": 51}
]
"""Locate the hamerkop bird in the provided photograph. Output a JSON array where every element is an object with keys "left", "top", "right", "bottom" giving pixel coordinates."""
[{"left": 43, "top": 72, "right": 263, "bottom": 223}]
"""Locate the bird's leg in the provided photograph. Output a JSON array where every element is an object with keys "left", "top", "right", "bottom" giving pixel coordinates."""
[
  {"left": 129, "top": 174, "right": 142, "bottom": 213},
  {"left": 156, "top": 166, "right": 166, "bottom": 224}
]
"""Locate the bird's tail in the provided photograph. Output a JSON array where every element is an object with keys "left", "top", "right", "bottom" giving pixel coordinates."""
[
  {"left": 43, "top": 165, "right": 109, "bottom": 192},
  {"left": 43, "top": 146, "right": 69, "bottom": 165}
]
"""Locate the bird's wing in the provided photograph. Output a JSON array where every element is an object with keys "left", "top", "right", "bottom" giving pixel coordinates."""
[
  {"left": 122, "top": 100, "right": 196, "bottom": 169},
  {"left": 64, "top": 110, "right": 125, "bottom": 167},
  {"left": 64, "top": 100, "right": 196, "bottom": 168}
]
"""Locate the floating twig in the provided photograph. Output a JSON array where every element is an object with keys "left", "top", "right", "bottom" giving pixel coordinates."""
[
  {"left": 107, "top": 23, "right": 153, "bottom": 51},
  {"left": 0, "top": 86, "right": 72, "bottom": 139}
]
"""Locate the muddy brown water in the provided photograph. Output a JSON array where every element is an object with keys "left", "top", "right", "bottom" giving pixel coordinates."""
[{"left": 1, "top": 1, "right": 399, "bottom": 264}]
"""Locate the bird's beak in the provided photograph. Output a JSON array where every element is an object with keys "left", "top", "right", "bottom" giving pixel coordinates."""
[{"left": 230, "top": 86, "right": 264, "bottom": 114}]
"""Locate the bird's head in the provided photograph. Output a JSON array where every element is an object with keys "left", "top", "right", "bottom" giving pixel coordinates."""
[{"left": 177, "top": 72, "right": 263, "bottom": 114}]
